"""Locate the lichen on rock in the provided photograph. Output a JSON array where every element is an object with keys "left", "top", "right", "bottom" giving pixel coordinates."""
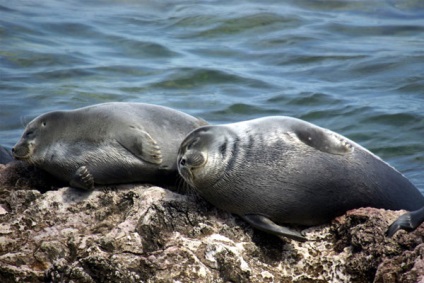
[{"left": 0, "top": 162, "right": 423, "bottom": 282}]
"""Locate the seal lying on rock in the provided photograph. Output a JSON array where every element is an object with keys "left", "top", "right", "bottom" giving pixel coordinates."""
[
  {"left": 177, "top": 116, "right": 424, "bottom": 241},
  {"left": 13, "top": 102, "right": 207, "bottom": 190},
  {"left": 0, "top": 146, "right": 13, "bottom": 164}
]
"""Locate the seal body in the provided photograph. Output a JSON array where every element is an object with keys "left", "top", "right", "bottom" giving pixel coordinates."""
[
  {"left": 177, "top": 116, "right": 424, "bottom": 241},
  {"left": 13, "top": 102, "right": 207, "bottom": 190}
]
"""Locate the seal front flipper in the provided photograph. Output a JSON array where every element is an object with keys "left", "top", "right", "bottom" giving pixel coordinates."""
[
  {"left": 387, "top": 206, "right": 424, "bottom": 237},
  {"left": 118, "top": 128, "right": 163, "bottom": 165},
  {"left": 70, "top": 166, "right": 94, "bottom": 190},
  {"left": 242, "top": 214, "right": 307, "bottom": 242},
  {"left": 293, "top": 125, "right": 353, "bottom": 155}
]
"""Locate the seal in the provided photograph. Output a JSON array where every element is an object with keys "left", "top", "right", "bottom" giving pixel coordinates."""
[
  {"left": 0, "top": 145, "right": 13, "bottom": 164},
  {"left": 13, "top": 102, "right": 207, "bottom": 190},
  {"left": 177, "top": 116, "right": 424, "bottom": 241}
]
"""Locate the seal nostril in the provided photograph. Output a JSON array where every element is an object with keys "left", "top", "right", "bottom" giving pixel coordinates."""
[{"left": 180, "top": 158, "right": 186, "bottom": 166}]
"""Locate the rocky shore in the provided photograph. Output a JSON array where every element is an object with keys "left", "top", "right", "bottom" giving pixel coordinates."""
[{"left": 0, "top": 162, "right": 423, "bottom": 283}]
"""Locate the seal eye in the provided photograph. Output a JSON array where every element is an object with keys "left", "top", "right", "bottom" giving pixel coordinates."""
[
  {"left": 25, "top": 131, "right": 34, "bottom": 138},
  {"left": 187, "top": 137, "right": 200, "bottom": 150},
  {"left": 219, "top": 142, "right": 227, "bottom": 155}
]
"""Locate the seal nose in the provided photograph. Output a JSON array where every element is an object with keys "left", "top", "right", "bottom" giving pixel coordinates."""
[
  {"left": 178, "top": 152, "right": 206, "bottom": 169},
  {"left": 180, "top": 158, "right": 186, "bottom": 166},
  {"left": 11, "top": 147, "right": 19, "bottom": 159}
]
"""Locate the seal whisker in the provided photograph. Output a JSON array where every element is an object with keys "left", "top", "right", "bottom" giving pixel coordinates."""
[{"left": 20, "top": 116, "right": 28, "bottom": 127}]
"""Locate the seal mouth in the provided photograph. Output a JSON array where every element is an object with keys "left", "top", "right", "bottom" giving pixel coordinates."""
[
  {"left": 13, "top": 152, "right": 32, "bottom": 160},
  {"left": 178, "top": 166, "right": 195, "bottom": 186}
]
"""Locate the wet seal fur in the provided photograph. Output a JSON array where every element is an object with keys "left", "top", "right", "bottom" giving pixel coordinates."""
[
  {"left": 177, "top": 116, "right": 424, "bottom": 241},
  {"left": 13, "top": 102, "right": 207, "bottom": 190}
]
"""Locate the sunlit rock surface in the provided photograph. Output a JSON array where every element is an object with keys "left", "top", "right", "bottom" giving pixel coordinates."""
[{"left": 0, "top": 162, "right": 423, "bottom": 282}]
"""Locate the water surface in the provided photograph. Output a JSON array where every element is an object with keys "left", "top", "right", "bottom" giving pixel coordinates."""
[{"left": 1, "top": 0, "right": 423, "bottom": 191}]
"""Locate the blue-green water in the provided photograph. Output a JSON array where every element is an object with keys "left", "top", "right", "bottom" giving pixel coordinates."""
[{"left": 1, "top": 0, "right": 423, "bottom": 192}]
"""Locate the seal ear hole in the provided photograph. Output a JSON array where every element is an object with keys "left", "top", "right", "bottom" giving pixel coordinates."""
[{"left": 42, "top": 121, "right": 47, "bottom": 127}]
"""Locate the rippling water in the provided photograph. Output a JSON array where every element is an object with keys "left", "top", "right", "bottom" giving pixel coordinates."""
[{"left": 1, "top": 0, "right": 423, "bottom": 191}]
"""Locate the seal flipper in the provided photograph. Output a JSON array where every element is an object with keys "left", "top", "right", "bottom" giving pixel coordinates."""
[
  {"left": 294, "top": 125, "right": 353, "bottom": 155},
  {"left": 242, "top": 214, "right": 307, "bottom": 242},
  {"left": 387, "top": 206, "right": 424, "bottom": 237},
  {"left": 70, "top": 166, "right": 94, "bottom": 190},
  {"left": 118, "top": 129, "right": 163, "bottom": 165}
]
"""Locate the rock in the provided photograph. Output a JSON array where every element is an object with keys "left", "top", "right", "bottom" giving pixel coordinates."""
[{"left": 0, "top": 163, "right": 423, "bottom": 282}]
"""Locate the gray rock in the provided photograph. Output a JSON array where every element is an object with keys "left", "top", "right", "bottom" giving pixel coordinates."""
[{"left": 0, "top": 163, "right": 423, "bottom": 282}]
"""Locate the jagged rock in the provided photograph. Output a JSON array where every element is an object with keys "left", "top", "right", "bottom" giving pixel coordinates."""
[{"left": 0, "top": 162, "right": 423, "bottom": 282}]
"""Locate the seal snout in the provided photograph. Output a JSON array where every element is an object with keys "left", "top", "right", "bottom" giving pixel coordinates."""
[
  {"left": 177, "top": 155, "right": 193, "bottom": 183},
  {"left": 186, "top": 152, "right": 206, "bottom": 167},
  {"left": 12, "top": 142, "right": 32, "bottom": 160},
  {"left": 178, "top": 151, "right": 206, "bottom": 170},
  {"left": 177, "top": 150, "right": 207, "bottom": 184}
]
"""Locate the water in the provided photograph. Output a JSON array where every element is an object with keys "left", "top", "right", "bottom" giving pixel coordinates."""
[{"left": 1, "top": 0, "right": 423, "bottom": 192}]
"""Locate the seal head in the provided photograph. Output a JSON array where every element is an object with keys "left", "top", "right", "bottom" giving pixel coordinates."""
[
  {"left": 13, "top": 111, "right": 63, "bottom": 162},
  {"left": 178, "top": 126, "right": 226, "bottom": 188}
]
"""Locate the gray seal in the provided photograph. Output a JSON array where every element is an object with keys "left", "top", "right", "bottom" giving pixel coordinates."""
[
  {"left": 0, "top": 145, "right": 13, "bottom": 164},
  {"left": 177, "top": 116, "right": 424, "bottom": 241},
  {"left": 13, "top": 102, "right": 207, "bottom": 190}
]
